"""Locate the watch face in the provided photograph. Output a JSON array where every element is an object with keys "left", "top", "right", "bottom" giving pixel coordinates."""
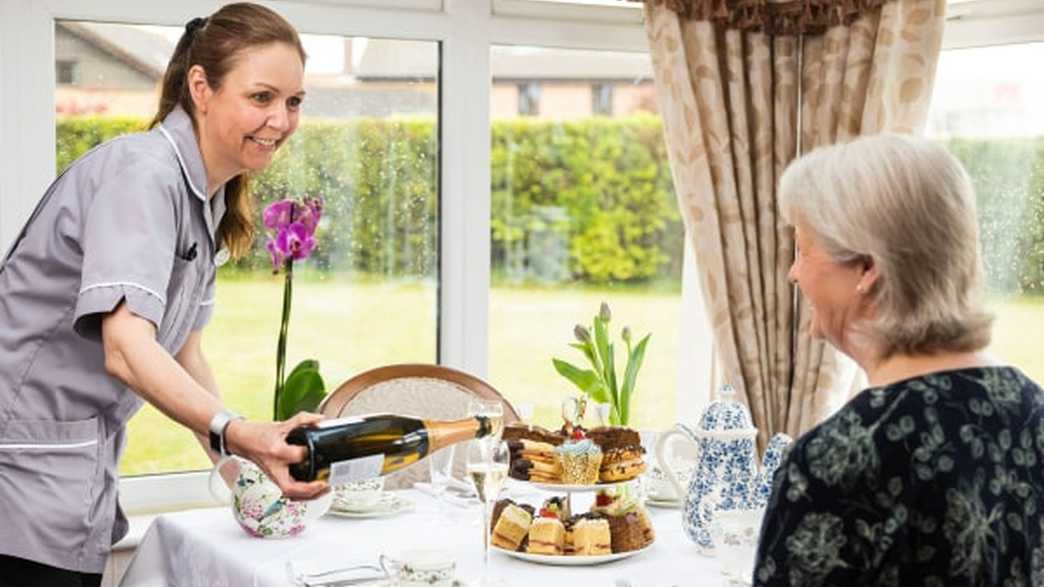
[{"left": 209, "top": 429, "right": 223, "bottom": 454}]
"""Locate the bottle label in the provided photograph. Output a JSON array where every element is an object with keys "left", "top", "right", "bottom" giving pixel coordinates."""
[
  {"left": 315, "top": 415, "right": 366, "bottom": 430},
  {"left": 329, "top": 454, "right": 385, "bottom": 486}
]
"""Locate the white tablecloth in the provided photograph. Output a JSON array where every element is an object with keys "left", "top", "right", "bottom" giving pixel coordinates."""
[{"left": 119, "top": 488, "right": 728, "bottom": 587}]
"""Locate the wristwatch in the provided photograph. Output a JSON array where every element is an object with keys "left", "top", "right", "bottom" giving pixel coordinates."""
[{"left": 208, "top": 409, "right": 244, "bottom": 457}]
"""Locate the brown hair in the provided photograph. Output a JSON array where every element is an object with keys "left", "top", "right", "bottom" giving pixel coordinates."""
[{"left": 150, "top": 3, "right": 306, "bottom": 259}]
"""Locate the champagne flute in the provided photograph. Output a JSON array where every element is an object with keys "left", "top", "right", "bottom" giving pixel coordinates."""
[
  {"left": 467, "top": 399, "right": 505, "bottom": 444},
  {"left": 466, "top": 439, "right": 509, "bottom": 586},
  {"left": 427, "top": 444, "right": 457, "bottom": 520}
]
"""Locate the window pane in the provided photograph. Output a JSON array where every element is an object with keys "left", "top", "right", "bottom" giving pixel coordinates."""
[
  {"left": 926, "top": 42, "right": 1044, "bottom": 384},
  {"left": 488, "top": 45, "right": 680, "bottom": 432},
  {"left": 55, "top": 22, "right": 439, "bottom": 476}
]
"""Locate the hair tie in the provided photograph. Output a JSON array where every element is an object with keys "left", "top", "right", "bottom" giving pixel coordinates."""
[{"left": 185, "top": 16, "right": 208, "bottom": 36}]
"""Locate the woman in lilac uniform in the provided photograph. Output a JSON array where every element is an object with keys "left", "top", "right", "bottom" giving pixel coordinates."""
[{"left": 0, "top": 4, "right": 327, "bottom": 585}]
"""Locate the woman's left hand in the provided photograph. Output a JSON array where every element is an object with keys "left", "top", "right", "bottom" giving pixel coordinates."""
[{"left": 224, "top": 412, "right": 330, "bottom": 500}]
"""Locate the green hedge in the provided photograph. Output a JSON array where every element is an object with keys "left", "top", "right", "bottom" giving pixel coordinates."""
[
  {"left": 57, "top": 115, "right": 682, "bottom": 285},
  {"left": 945, "top": 138, "right": 1044, "bottom": 294},
  {"left": 55, "top": 117, "right": 1044, "bottom": 292}
]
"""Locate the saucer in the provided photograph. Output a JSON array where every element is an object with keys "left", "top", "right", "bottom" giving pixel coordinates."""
[
  {"left": 645, "top": 495, "right": 682, "bottom": 509},
  {"left": 328, "top": 493, "right": 415, "bottom": 519}
]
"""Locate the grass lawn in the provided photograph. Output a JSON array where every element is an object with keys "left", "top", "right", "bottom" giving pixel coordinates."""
[{"left": 119, "top": 278, "right": 1044, "bottom": 476}]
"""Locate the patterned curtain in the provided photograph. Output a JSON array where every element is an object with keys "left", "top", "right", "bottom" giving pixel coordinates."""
[{"left": 641, "top": 0, "right": 947, "bottom": 446}]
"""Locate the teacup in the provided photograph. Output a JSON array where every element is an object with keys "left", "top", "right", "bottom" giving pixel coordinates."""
[
  {"left": 707, "top": 507, "right": 765, "bottom": 585},
  {"left": 646, "top": 463, "right": 693, "bottom": 501},
  {"left": 399, "top": 549, "right": 456, "bottom": 587},
  {"left": 209, "top": 456, "right": 332, "bottom": 539},
  {"left": 333, "top": 477, "right": 385, "bottom": 511}
]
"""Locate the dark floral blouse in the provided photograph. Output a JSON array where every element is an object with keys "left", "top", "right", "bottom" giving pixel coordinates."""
[{"left": 753, "top": 367, "right": 1044, "bottom": 587}]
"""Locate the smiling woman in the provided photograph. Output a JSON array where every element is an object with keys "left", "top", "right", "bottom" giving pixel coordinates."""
[
  {"left": 149, "top": 3, "right": 308, "bottom": 258},
  {"left": 190, "top": 42, "right": 306, "bottom": 181},
  {"left": 0, "top": 3, "right": 330, "bottom": 583}
]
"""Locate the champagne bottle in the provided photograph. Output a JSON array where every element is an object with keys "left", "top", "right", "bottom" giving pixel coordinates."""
[{"left": 286, "top": 413, "right": 498, "bottom": 484}]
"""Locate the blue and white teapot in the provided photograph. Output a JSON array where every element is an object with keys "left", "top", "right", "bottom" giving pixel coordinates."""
[{"left": 655, "top": 384, "right": 792, "bottom": 553}]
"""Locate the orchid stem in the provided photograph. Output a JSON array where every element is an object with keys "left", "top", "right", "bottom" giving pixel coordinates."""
[{"left": 274, "top": 259, "right": 294, "bottom": 420}]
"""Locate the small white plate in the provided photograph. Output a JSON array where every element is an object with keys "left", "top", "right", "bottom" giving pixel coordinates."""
[
  {"left": 327, "top": 493, "right": 415, "bottom": 519},
  {"left": 492, "top": 542, "right": 654, "bottom": 566},
  {"left": 522, "top": 479, "right": 633, "bottom": 493},
  {"left": 645, "top": 496, "right": 682, "bottom": 509}
]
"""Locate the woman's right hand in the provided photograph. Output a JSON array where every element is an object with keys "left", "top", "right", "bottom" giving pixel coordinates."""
[{"left": 223, "top": 412, "right": 329, "bottom": 500}]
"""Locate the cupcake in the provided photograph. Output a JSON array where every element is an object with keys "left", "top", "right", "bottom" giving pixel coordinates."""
[{"left": 554, "top": 439, "right": 603, "bottom": 485}]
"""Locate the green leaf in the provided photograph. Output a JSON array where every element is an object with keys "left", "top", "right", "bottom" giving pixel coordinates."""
[
  {"left": 619, "top": 334, "right": 650, "bottom": 426},
  {"left": 287, "top": 359, "right": 320, "bottom": 382},
  {"left": 275, "top": 360, "right": 327, "bottom": 420},
  {"left": 552, "top": 358, "right": 611, "bottom": 404},
  {"left": 569, "top": 342, "right": 597, "bottom": 366}
]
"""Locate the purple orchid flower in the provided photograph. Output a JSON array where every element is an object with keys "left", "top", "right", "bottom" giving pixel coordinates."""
[
  {"left": 263, "top": 199, "right": 295, "bottom": 231},
  {"left": 263, "top": 197, "right": 323, "bottom": 270},
  {"left": 275, "top": 222, "right": 317, "bottom": 261},
  {"left": 265, "top": 238, "right": 286, "bottom": 268},
  {"left": 296, "top": 198, "right": 323, "bottom": 234},
  {"left": 263, "top": 196, "right": 326, "bottom": 421}
]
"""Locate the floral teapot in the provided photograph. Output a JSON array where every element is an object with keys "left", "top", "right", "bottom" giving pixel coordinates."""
[
  {"left": 209, "top": 456, "right": 333, "bottom": 539},
  {"left": 655, "top": 384, "right": 792, "bottom": 552}
]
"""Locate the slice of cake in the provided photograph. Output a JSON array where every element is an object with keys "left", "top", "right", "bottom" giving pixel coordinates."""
[
  {"left": 587, "top": 426, "right": 641, "bottom": 450},
  {"left": 588, "top": 426, "right": 646, "bottom": 483},
  {"left": 491, "top": 504, "right": 533, "bottom": 551},
  {"left": 598, "top": 494, "right": 654, "bottom": 552},
  {"left": 491, "top": 498, "right": 534, "bottom": 532},
  {"left": 503, "top": 423, "right": 566, "bottom": 446},
  {"left": 572, "top": 518, "right": 612, "bottom": 555},
  {"left": 564, "top": 511, "right": 607, "bottom": 555},
  {"left": 526, "top": 516, "right": 565, "bottom": 555},
  {"left": 606, "top": 511, "right": 650, "bottom": 552},
  {"left": 634, "top": 506, "right": 656, "bottom": 545},
  {"left": 599, "top": 447, "right": 647, "bottom": 482}
]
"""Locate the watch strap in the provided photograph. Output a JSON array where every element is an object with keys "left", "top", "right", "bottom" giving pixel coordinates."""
[{"left": 208, "top": 409, "right": 243, "bottom": 457}]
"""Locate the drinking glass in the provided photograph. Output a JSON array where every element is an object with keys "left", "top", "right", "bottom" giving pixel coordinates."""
[
  {"left": 467, "top": 399, "right": 505, "bottom": 444},
  {"left": 428, "top": 445, "right": 457, "bottom": 519},
  {"left": 466, "top": 439, "right": 509, "bottom": 586}
]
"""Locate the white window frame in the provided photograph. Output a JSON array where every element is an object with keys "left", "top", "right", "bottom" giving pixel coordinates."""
[{"left": 2, "top": 0, "right": 1042, "bottom": 512}]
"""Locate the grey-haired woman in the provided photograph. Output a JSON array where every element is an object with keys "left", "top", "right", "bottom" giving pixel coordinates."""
[{"left": 754, "top": 134, "right": 1044, "bottom": 586}]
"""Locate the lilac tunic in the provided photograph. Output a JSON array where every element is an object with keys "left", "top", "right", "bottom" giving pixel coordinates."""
[{"left": 0, "top": 106, "right": 225, "bottom": 573}]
